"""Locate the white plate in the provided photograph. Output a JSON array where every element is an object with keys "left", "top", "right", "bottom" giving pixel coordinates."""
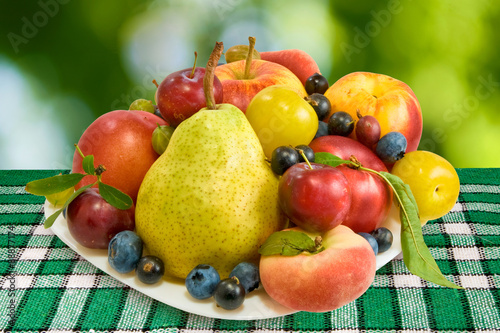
[{"left": 44, "top": 200, "right": 402, "bottom": 320}]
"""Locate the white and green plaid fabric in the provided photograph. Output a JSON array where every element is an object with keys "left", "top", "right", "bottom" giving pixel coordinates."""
[{"left": 1, "top": 169, "right": 500, "bottom": 332}]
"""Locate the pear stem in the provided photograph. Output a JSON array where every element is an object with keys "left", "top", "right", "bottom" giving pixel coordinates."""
[
  {"left": 203, "top": 41, "right": 224, "bottom": 110},
  {"left": 244, "top": 36, "right": 256, "bottom": 79},
  {"left": 189, "top": 51, "right": 198, "bottom": 79}
]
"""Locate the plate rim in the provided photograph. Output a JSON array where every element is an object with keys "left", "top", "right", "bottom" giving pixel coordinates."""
[{"left": 44, "top": 200, "right": 402, "bottom": 320}]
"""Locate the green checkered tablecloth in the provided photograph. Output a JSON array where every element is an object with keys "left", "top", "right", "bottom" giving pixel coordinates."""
[{"left": 1, "top": 169, "right": 500, "bottom": 332}]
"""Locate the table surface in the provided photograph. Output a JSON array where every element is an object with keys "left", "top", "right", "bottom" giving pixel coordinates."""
[{"left": 1, "top": 169, "right": 499, "bottom": 333}]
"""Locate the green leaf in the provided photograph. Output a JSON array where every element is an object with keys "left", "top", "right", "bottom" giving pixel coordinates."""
[
  {"left": 82, "top": 155, "right": 95, "bottom": 175},
  {"left": 26, "top": 173, "right": 85, "bottom": 196},
  {"left": 259, "top": 230, "right": 322, "bottom": 256},
  {"left": 44, "top": 183, "right": 94, "bottom": 228},
  {"left": 314, "top": 152, "right": 350, "bottom": 167},
  {"left": 98, "top": 182, "right": 133, "bottom": 210},
  {"left": 380, "top": 171, "right": 462, "bottom": 289}
]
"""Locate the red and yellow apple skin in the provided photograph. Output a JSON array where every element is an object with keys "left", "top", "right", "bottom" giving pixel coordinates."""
[
  {"left": 324, "top": 72, "right": 423, "bottom": 152},
  {"left": 72, "top": 110, "right": 167, "bottom": 202},
  {"left": 260, "top": 225, "right": 376, "bottom": 313},
  {"left": 260, "top": 49, "right": 321, "bottom": 85},
  {"left": 214, "top": 59, "right": 307, "bottom": 113}
]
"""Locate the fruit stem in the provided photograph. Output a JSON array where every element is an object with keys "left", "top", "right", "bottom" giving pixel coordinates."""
[
  {"left": 189, "top": 51, "right": 198, "bottom": 79},
  {"left": 95, "top": 165, "right": 106, "bottom": 176},
  {"left": 204, "top": 41, "right": 224, "bottom": 110},
  {"left": 244, "top": 36, "right": 256, "bottom": 79},
  {"left": 297, "top": 149, "right": 313, "bottom": 170},
  {"left": 152, "top": 79, "right": 159, "bottom": 88},
  {"left": 74, "top": 144, "right": 85, "bottom": 159}
]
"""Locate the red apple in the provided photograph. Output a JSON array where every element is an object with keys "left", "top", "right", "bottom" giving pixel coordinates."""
[
  {"left": 309, "top": 135, "right": 393, "bottom": 233},
  {"left": 260, "top": 225, "right": 376, "bottom": 312},
  {"left": 338, "top": 165, "right": 393, "bottom": 233},
  {"left": 72, "top": 110, "right": 167, "bottom": 202},
  {"left": 260, "top": 49, "right": 321, "bottom": 86},
  {"left": 67, "top": 188, "right": 135, "bottom": 249},
  {"left": 309, "top": 135, "right": 387, "bottom": 172},
  {"left": 324, "top": 72, "right": 423, "bottom": 152},
  {"left": 278, "top": 163, "right": 351, "bottom": 232},
  {"left": 214, "top": 59, "right": 306, "bottom": 113},
  {"left": 155, "top": 67, "right": 223, "bottom": 127}
]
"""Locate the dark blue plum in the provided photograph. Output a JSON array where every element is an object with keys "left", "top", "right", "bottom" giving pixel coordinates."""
[
  {"left": 271, "top": 146, "right": 299, "bottom": 175},
  {"left": 185, "top": 264, "right": 220, "bottom": 300},
  {"left": 213, "top": 277, "right": 246, "bottom": 310},
  {"left": 375, "top": 132, "right": 407, "bottom": 163},
  {"left": 328, "top": 111, "right": 355, "bottom": 137},
  {"left": 370, "top": 227, "right": 393, "bottom": 253},
  {"left": 229, "top": 262, "right": 260, "bottom": 294},
  {"left": 314, "top": 121, "right": 329, "bottom": 139},
  {"left": 108, "top": 230, "right": 143, "bottom": 273},
  {"left": 136, "top": 255, "right": 165, "bottom": 284},
  {"left": 357, "top": 232, "right": 379, "bottom": 255},
  {"left": 295, "top": 145, "right": 315, "bottom": 164}
]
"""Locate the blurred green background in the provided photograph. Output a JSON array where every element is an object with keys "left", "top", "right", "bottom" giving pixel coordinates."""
[{"left": 1, "top": 0, "right": 499, "bottom": 169}]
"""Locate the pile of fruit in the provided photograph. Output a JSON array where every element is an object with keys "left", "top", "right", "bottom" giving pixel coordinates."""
[{"left": 27, "top": 37, "right": 462, "bottom": 314}]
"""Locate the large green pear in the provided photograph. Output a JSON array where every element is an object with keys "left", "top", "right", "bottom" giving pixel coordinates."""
[{"left": 135, "top": 104, "right": 287, "bottom": 279}]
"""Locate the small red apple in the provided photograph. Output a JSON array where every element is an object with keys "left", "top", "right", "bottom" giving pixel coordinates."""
[
  {"left": 278, "top": 163, "right": 351, "bottom": 232},
  {"left": 67, "top": 188, "right": 135, "bottom": 249},
  {"left": 72, "top": 110, "right": 167, "bottom": 202},
  {"left": 260, "top": 225, "right": 376, "bottom": 312},
  {"left": 156, "top": 65, "right": 223, "bottom": 127}
]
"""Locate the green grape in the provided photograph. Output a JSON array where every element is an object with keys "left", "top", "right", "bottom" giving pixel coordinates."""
[
  {"left": 129, "top": 99, "right": 155, "bottom": 113},
  {"left": 152, "top": 125, "right": 175, "bottom": 155}
]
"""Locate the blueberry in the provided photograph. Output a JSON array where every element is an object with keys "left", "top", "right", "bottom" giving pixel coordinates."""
[
  {"left": 213, "top": 277, "right": 246, "bottom": 310},
  {"left": 328, "top": 111, "right": 354, "bottom": 137},
  {"left": 62, "top": 207, "right": 67, "bottom": 219},
  {"left": 108, "top": 231, "right": 143, "bottom": 274},
  {"left": 370, "top": 227, "right": 393, "bottom": 253},
  {"left": 136, "top": 255, "right": 165, "bottom": 284},
  {"left": 306, "top": 93, "right": 331, "bottom": 120},
  {"left": 314, "top": 121, "right": 329, "bottom": 139},
  {"left": 185, "top": 264, "right": 220, "bottom": 300},
  {"left": 295, "top": 145, "right": 315, "bottom": 164},
  {"left": 375, "top": 132, "right": 407, "bottom": 164},
  {"left": 357, "top": 232, "right": 379, "bottom": 255},
  {"left": 229, "top": 262, "right": 260, "bottom": 294},
  {"left": 271, "top": 146, "right": 300, "bottom": 175}
]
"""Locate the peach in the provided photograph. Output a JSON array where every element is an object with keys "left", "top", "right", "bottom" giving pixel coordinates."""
[
  {"left": 72, "top": 110, "right": 167, "bottom": 202},
  {"left": 260, "top": 225, "right": 376, "bottom": 312},
  {"left": 324, "top": 72, "right": 423, "bottom": 152},
  {"left": 260, "top": 49, "right": 321, "bottom": 85}
]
